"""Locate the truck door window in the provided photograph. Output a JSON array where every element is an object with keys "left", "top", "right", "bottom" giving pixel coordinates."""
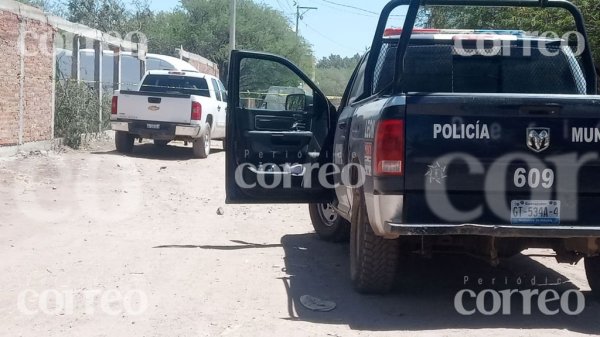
[
  {"left": 347, "top": 57, "right": 367, "bottom": 105},
  {"left": 211, "top": 78, "right": 223, "bottom": 101},
  {"left": 239, "top": 58, "right": 314, "bottom": 111},
  {"left": 218, "top": 80, "right": 228, "bottom": 101}
]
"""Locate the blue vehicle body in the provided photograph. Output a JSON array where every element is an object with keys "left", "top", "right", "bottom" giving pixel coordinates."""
[{"left": 225, "top": 0, "right": 600, "bottom": 293}]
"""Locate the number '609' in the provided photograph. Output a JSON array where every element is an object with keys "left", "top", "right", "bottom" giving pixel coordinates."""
[{"left": 514, "top": 168, "right": 555, "bottom": 189}]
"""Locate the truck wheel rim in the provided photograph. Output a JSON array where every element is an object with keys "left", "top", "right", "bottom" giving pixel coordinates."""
[{"left": 318, "top": 203, "right": 338, "bottom": 226}]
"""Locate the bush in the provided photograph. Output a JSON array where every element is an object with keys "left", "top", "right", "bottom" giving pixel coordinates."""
[{"left": 54, "top": 80, "right": 111, "bottom": 149}]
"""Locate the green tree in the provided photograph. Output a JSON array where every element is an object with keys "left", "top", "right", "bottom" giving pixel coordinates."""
[
  {"left": 155, "top": 0, "right": 314, "bottom": 79},
  {"left": 317, "top": 54, "right": 361, "bottom": 69},
  {"left": 315, "top": 54, "right": 362, "bottom": 97},
  {"left": 65, "top": 0, "right": 153, "bottom": 37},
  {"left": 15, "top": 0, "right": 64, "bottom": 15}
]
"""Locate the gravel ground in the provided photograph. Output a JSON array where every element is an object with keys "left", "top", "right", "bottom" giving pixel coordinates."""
[{"left": 1, "top": 138, "right": 600, "bottom": 337}]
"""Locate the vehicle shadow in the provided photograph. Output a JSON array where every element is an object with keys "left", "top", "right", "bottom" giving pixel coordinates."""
[
  {"left": 91, "top": 143, "right": 225, "bottom": 161},
  {"left": 280, "top": 233, "right": 600, "bottom": 333},
  {"left": 154, "top": 240, "right": 283, "bottom": 250}
]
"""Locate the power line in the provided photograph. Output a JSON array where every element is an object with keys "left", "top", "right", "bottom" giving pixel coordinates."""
[
  {"left": 316, "top": 0, "right": 407, "bottom": 18},
  {"left": 273, "top": 0, "right": 296, "bottom": 24},
  {"left": 319, "top": 0, "right": 379, "bottom": 15},
  {"left": 310, "top": 0, "right": 377, "bottom": 17},
  {"left": 302, "top": 21, "right": 364, "bottom": 54},
  {"left": 283, "top": 0, "right": 295, "bottom": 12},
  {"left": 275, "top": 0, "right": 288, "bottom": 14}
]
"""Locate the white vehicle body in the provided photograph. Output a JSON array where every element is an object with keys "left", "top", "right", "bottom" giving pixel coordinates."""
[{"left": 110, "top": 70, "right": 227, "bottom": 157}]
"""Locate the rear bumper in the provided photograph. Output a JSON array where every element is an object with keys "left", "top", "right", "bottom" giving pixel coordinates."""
[
  {"left": 363, "top": 194, "right": 600, "bottom": 239},
  {"left": 110, "top": 121, "right": 202, "bottom": 139},
  {"left": 111, "top": 122, "right": 129, "bottom": 132},
  {"left": 364, "top": 194, "right": 404, "bottom": 239},
  {"left": 389, "top": 224, "right": 600, "bottom": 238},
  {"left": 175, "top": 125, "right": 201, "bottom": 137}
]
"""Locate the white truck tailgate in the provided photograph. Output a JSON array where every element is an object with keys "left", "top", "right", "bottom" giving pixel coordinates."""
[{"left": 116, "top": 92, "right": 192, "bottom": 124}]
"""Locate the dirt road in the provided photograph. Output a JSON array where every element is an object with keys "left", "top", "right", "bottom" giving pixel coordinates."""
[{"left": 1, "top": 138, "right": 599, "bottom": 336}]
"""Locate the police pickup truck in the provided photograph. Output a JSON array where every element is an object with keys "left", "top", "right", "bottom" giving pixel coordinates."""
[{"left": 225, "top": 0, "right": 600, "bottom": 294}]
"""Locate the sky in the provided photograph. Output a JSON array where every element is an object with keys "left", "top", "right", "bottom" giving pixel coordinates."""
[{"left": 148, "top": 0, "right": 403, "bottom": 59}]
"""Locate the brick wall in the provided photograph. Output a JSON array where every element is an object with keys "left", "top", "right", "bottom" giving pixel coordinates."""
[
  {"left": 23, "top": 18, "right": 54, "bottom": 143},
  {"left": 0, "top": 10, "right": 54, "bottom": 146},
  {"left": 188, "top": 59, "right": 220, "bottom": 78},
  {"left": 0, "top": 12, "right": 21, "bottom": 146}
]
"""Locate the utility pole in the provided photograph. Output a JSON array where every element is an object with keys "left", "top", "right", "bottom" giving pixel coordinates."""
[
  {"left": 295, "top": 3, "right": 317, "bottom": 36},
  {"left": 230, "top": 0, "right": 237, "bottom": 52}
]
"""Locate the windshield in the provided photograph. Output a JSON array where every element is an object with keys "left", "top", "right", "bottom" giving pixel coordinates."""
[{"left": 140, "top": 75, "right": 211, "bottom": 97}]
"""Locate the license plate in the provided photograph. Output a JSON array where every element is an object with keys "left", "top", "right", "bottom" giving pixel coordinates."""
[
  {"left": 511, "top": 200, "right": 561, "bottom": 225},
  {"left": 147, "top": 123, "right": 160, "bottom": 130}
]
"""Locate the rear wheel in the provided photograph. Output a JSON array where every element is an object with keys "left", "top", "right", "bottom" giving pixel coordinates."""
[
  {"left": 584, "top": 256, "right": 600, "bottom": 296},
  {"left": 193, "top": 124, "right": 211, "bottom": 159},
  {"left": 308, "top": 203, "right": 350, "bottom": 242},
  {"left": 350, "top": 189, "right": 399, "bottom": 294},
  {"left": 115, "top": 131, "right": 134, "bottom": 154},
  {"left": 154, "top": 140, "right": 170, "bottom": 147}
]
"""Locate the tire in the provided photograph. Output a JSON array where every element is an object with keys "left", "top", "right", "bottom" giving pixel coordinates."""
[
  {"left": 115, "top": 131, "right": 134, "bottom": 154},
  {"left": 584, "top": 256, "right": 600, "bottom": 296},
  {"left": 154, "top": 140, "right": 170, "bottom": 147},
  {"left": 350, "top": 189, "right": 400, "bottom": 294},
  {"left": 308, "top": 203, "right": 350, "bottom": 242},
  {"left": 193, "top": 124, "right": 211, "bottom": 159}
]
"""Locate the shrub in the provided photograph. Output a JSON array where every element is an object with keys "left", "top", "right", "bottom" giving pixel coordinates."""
[{"left": 54, "top": 80, "right": 111, "bottom": 149}]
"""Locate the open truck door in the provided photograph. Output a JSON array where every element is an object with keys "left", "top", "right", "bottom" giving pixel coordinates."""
[{"left": 226, "top": 51, "right": 337, "bottom": 204}]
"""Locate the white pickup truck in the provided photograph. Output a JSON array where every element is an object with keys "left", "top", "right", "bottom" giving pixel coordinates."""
[{"left": 110, "top": 70, "right": 227, "bottom": 158}]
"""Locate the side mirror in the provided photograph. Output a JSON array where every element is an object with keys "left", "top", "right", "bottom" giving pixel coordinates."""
[{"left": 285, "top": 94, "right": 306, "bottom": 111}]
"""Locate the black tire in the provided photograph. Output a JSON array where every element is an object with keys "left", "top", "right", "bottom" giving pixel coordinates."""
[
  {"left": 308, "top": 203, "right": 350, "bottom": 242},
  {"left": 350, "top": 189, "right": 400, "bottom": 294},
  {"left": 584, "top": 256, "right": 600, "bottom": 296},
  {"left": 193, "top": 124, "right": 211, "bottom": 159},
  {"left": 115, "top": 131, "right": 134, "bottom": 154},
  {"left": 154, "top": 140, "right": 170, "bottom": 147}
]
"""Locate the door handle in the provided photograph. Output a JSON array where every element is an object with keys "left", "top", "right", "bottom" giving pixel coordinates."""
[
  {"left": 338, "top": 121, "right": 348, "bottom": 130},
  {"left": 218, "top": 106, "right": 222, "bottom": 112},
  {"left": 248, "top": 164, "right": 306, "bottom": 177}
]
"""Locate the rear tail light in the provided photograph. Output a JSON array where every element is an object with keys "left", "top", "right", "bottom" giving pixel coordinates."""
[
  {"left": 191, "top": 101, "right": 202, "bottom": 121},
  {"left": 374, "top": 119, "right": 404, "bottom": 176},
  {"left": 111, "top": 96, "right": 118, "bottom": 115}
]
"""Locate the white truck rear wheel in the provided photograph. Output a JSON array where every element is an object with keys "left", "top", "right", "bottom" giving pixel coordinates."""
[{"left": 193, "top": 124, "right": 211, "bottom": 159}]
